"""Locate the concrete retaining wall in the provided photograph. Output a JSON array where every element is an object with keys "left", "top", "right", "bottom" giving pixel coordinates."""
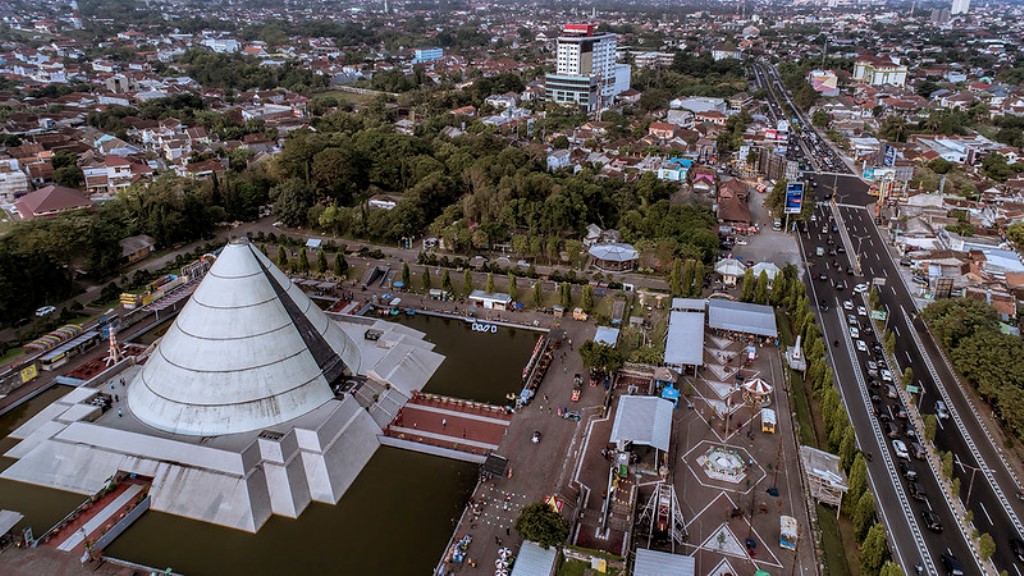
[{"left": 379, "top": 435, "right": 487, "bottom": 464}]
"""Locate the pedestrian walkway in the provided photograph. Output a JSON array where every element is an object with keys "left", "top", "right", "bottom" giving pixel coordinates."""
[
  {"left": 40, "top": 478, "right": 150, "bottom": 556},
  {"left": 383, "top": 394, "right": 512, "bottom": 458},
  {"left": 55, "top": 484, "right": 145, "bottom": 553}
]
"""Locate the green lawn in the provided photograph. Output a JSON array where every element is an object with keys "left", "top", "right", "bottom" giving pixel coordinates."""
[
  {"left": 0, "top": 215, "right": 15, "bottom": 237},
  {"left": 817, "top": 503, "right": 854, "bottom": 576},
  {"left": 0, "top": 345, "right": 26, "bottom": 366},
  {"left": 776, "top": 310, "right": 819, "bottom": 446},
  {"left": 557, "top": 558, "right": 623, "bottom": 576},
  {"left": 315, "top": 90, "right": 377, "bottom": 107}
]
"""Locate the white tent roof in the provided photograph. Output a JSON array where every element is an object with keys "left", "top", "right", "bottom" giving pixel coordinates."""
[
  {"left": 714, "top": 258, "right": 746, "bottom": 277},
  {"left": 751, "top": 261, "right": 781, "bottom": 280},
  {"left": 609, "top": 396, "right": 673, "bottom": 452},
  {"left": 664, "top": 311, "right": 704, "bottom": 367},
  {"left": 129, "top": 239, "right": 363, "bottom": 437},
  {"left": 742, "top": 377, "right": 773, "bottom": 395}
]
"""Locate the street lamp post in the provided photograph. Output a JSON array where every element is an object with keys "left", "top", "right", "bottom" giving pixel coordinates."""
[{"left": 964, "top": 463, "right": 985, "bottom": 506}]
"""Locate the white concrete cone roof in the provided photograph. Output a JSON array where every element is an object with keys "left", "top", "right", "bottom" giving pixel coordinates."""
[{"left": 128, "top": 239, "right": 362, "bottom": 436}]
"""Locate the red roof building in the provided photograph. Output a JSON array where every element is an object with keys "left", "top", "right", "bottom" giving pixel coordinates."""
[{"left": 15, "top": 185, "right": 94, "bottom": 220}]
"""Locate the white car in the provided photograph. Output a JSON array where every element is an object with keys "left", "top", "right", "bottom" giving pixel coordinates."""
[
  {"left": 843, "top": 300, "right": 854, "bottom": 311},
  {"left": 857, "top": 306, "right": 867, "bottom": 316},
  {"left": 880, "top": 369, "right": 893, "bottom": 382},
  {"left": 892, "top": 439, "right": 910, "bottom": 460},
  {"left": 735, "top": 238, "right": 748, "bottom": 246},
  {"left": 854, "top": 283, "right": 869, "bottom": 294},
  {"left": 35, "top": 305, "right": 56, "bottom": 317},
  {"left": 855, "top": 339, "right": 867, "bottom": 352},
  {"left": 849, "top": 326, "right": 860, "bottom": 339}
]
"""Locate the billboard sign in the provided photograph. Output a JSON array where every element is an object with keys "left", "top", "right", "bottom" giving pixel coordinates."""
[
  {"left": 862, "top": 167, "right": 875, "bottom": 180},
  {"left": 883, "top": 145, "right": 897, "bottom": 167},
  {"left": 784, "top": 182, "right": 804, "bottom": 214}
]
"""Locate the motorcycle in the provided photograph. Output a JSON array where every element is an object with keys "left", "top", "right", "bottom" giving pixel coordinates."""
[{"left": 531, "top": 430, "right": 541, "bottom": 444}]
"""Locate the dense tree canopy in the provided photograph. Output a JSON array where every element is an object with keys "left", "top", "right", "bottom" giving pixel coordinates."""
[
  {"left": 514, "top": 503, "right": 570, "bottom": 549},
  {"left": 923, "top": 299, "right": 1024, "bottom": 442}
]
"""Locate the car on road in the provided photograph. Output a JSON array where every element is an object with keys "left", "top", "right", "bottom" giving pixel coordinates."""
[
  {"left": 908, "top": 481, "right": 927, "bottom": 501},
  {"left": 867, "top": 360, "right": 878, "bottom": 371},
  {"left": 818, "top": 273, "right": 828, "bottom": 282},
  {"left": 904, "top": 423, "right": 917, "bottom": 438},
  {"left": 936, "top": 400, "right": 950, "bottom": 420},
  {"left": 1010, "top": 537, "right": 1024, "bottom": 562},
  {"left": 857, "top": 306, "right": 867, "bottom": 316},
  {"left": 35, "top": 305, "right": 56, "bottom": 317},
  {"left": 892, "top": 439, "right": 910, "bottom": 459},
  {"left": 831, "top": 224, "right": 838, "bottom": 233},
  {"left": 837, "top": 246, "right": 846, "bottom": 254},
  {"left": 880, "top": 369, "right": 893, "bottom": 382},
  {"left": 911, "top": 441, "right": 926, "bottom": 460},
  {"left": 819, "top": 299, "right": 830, "bottom": 312},
  {"left": 843, "top": 300, "right": 854, "bottom": 310},
  {"left": 899, "top": 461, "right": 918, "bottom": 481},
  {"left": 940, "top": 552, "right": 964, "bottom": 576},
  {"left": 849, "top": 326, "right": 860, "bottom": 338},
  {"left": 886, "top": 385, "right": 899, "bottom": 399},
  {"left": 853, "top": 283, "right": 869, "bottom": 293},
  {"left": 921, "top": 510, "right": 943, "bottom": 532},
  {"left": 834, "top": 280, "right": 847, "bottom": 291},
  {"left": 735, "top": 238, "right": 748, "bottom": 246},
  {"left": 899, "top": 258, "right": 913, "bottom": 267},
  {"left": 855, "top": 339, "right": 867, "bottom": 352},
  {"left": 847, "top": 314, "right": 858, "bottom": 325}
]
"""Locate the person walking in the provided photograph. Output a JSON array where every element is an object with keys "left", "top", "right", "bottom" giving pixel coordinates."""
[{"left": 442, "top": 418, "right": 448, "bottom": 429}]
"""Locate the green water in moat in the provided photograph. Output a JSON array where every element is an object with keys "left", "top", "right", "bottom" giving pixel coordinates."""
[
  {"left": 398, "top": 312, "right": 540, "bottom": 405},
  {"left": 0, "top": 314, "right": 538, "bottom": 575}
]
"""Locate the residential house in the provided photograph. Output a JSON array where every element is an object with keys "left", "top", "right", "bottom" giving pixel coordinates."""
[
  {"left": 648, "top": 122, "right": 678, "bottom": 140},
  {"left": 657, "top": 158, "right": 693, "bottom": 182},
  {"left": 120, "top": 235, "right": 156, "bottom": 264},
  {"left": 15, "top": 185, "right": 94, "bottom": 220},
  {"left": 0, "top": 159, "right": 29, "bottom": 202}
]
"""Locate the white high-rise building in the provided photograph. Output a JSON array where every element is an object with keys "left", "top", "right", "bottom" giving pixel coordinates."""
[
  {"left": 951, "top": 0, "right": 970, "bottom": 15},
  {"left": 545, "top": 23, "right": 629, "bottom": 112}
]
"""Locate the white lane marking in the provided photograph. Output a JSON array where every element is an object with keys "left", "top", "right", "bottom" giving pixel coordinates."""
[
  {"left": 906, "top": 351, "right": 913, "bottom": 364},
  {"left": 955, "top": 453, "right": 966, "bottom": 473},
  {"left": 980, "top": 502, "right": 994, "bottom": 525},
  {"left": 891, "top": 285, "right": 897, "bottom": 296},
  {"left": 1013, "top": 563, "right": 1022, "bottom": 576},
  {"left": 894, "top": 325, "right": 901, "bottom": 337}
]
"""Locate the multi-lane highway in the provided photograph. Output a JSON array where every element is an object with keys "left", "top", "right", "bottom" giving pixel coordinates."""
[
  {"left": 799, "top": 175, "right": 977, "bottom": 575},
  {"left": 752, "top": 56, "right": 1024, "bottom": 574},
  {"left": 832, "top": 188, "right": 1024, "bottom": 576}
]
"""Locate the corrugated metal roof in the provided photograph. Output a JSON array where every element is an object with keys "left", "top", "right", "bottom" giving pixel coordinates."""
[
  {"left": 670, "top": 298, "right": 706, "bottom": 311},
  {"left": 633, "top": 548, "right": 695, "bottom": 576},
  {"left": 510, "top": 540, "right": 558, "bottom": 576},
  {"left": 0, "top": 509, "right": 24, "bottom": 535},
  {"left": 664, "top": 311, "right": 704, "bottom": 367},
  {"left": 610, "top": 396, "right": 673, "bottom": 452},
  {"left": 707, "top": 299, "right": 778, "bottom": 338}
]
